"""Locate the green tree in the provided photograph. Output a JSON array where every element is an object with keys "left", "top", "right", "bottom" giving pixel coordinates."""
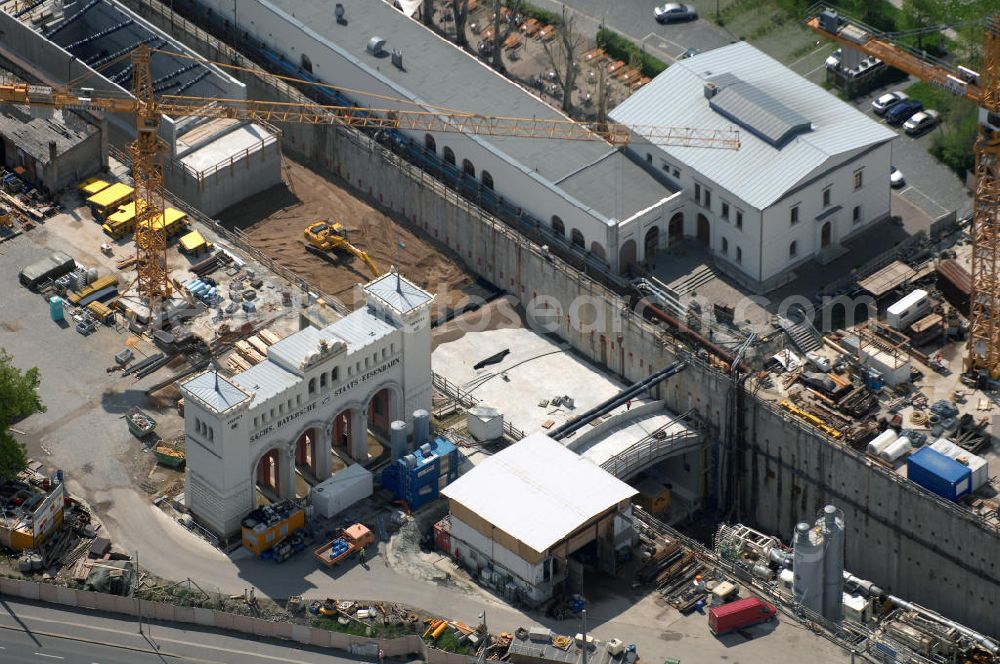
[
  {"left": 901, "top": 0, "right": 944, "bottom": 52},
  {"left": 0, "top": 349, "right": 45, "bottom": 482}
]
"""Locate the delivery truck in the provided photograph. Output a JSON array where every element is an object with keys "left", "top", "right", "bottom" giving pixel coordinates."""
[
  {"left": 708, "top": 597, "right": 777, "bottom": 636},
  {"left": 313, "top": 523, "right": 374, "bottom": 567}
]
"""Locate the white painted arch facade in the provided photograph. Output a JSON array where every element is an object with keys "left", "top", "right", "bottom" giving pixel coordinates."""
[{"left": 180, "top": 275, "right": 433, "bottom": 537}]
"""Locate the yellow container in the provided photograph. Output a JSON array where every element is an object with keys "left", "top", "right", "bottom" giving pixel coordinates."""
[
  {"left": 79, "top": 177, "right": 110, "bottom": 196},
  {"left": 241, "top": 506, "right": 304, "bottom": 556},
  {"left": 87, "top": 183, "right": 134, "bottom": 219}
]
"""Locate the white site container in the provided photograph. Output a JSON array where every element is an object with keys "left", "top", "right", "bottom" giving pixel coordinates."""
[
  {"left": 310, "top": 463, "right": 373, "bottom": 518},
  {"left": 879, "top": 437, "right": 912, "bottom": 463},
  {"left": 931, "top": 438, "right": 990, "bottom": 491},
  {"left": 886, "top": 289, "right": 930, "bottom": 330}
]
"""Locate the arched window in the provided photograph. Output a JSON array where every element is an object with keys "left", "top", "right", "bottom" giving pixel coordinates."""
[
  {"left": 570, "top": 229, "right": 585, "bottom": 248},
  {"left": 551, "top": 215, "right": 565, "bottom": 238},
  {"left": 308, "top": 377, "right": 316, "bottom": 394},
  {"left": 789, "top": 240, "right": 798, "bottom": 258},
  {"left": 462, "top": 159, "right": 475, "bottom": 178},
  {"left": 443, "top": 147, "right": 455, "bottom": 166},
  {"left": 481, "top": 170, "right": 494, "bottom": 190},
  {"left": 721, "top": 237, "right": 728, "bottom": 254},
  {"left": 590, "top": 241, "right": 606, "bottom": 261},
  {"left": 320, "top": 373, "right": 327, "bottom": 388},
  {"left": 424, "top": 134, "right": 436, "bottom": 153},
  {"left": 300, "top": 54, "right": 313, "bottom": 73}
]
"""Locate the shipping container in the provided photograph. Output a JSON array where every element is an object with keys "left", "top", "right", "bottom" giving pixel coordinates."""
[
  {"left": 906, "top": 448, "right": 972, "bottom": 502},
  {"left": 633, "top": 476, "right": 672, "bottom": 515},
  {"left": 886, "top": 289, "right": 929, "bottom": 330},
  {"left": 935, "top": 259, "right": 971, "bottom": 315},
  {"left": 86, "top": 183, "right": 134, "bottom": 220},
  {"left": 930, "top": 438, "right": 989, "bottom": 491},
  {"left": 708, "top": 597, "right": 777, "bottom": 635},
  {"left": 78, "top": 177, "right": 110, "bottom": 196},
  {"left": 310, "top": 463, "right": 373, "bottom": 518},
  {"left": 138, "top": 208, "right": 188, "bottom": 240}
]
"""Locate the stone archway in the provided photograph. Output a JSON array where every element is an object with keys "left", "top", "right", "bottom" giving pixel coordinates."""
[
  {"left": 254, "top": 446, "right": 293, "bottom": 504},
  {"left": 294, "top": 426, "right": 322, "bottom": 480},
  {"left": 644, "top": 226, "right": 660, "bottom": 260},
  {"left": 696, "top": 214, "right": 710, "bottom": 246},
  {"left": 619, "top": 239, "right": 637, "bottom": 274},
  {"left": 668, "top": 212, "right": 683, "bottom": 241}
]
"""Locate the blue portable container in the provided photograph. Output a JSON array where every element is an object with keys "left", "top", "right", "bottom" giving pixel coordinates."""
[
  {"left": 907, "top": 447, "right": 972, "bottom": 502},
  {"left": 49, "top": 296, "right": 64, "bottom": 321}
]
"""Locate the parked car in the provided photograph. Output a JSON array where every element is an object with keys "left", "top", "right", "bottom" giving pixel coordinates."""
[
  {"left": 825, "top": 48, "right": 842, "bottom": 69},
  {"left": 654, "top": 2, "right": 697, "bottom": 23},
  {"left": 903, "top": 109, "right": 941, "bottom": 135},
  {"left": 890, "top": 166, "right": 906, "bottom": 188},
  {"left": 872, "top": 91, "right": 907, "bottom": 116},
  {"left": 885, "top": 99, "right": 924, "bottom": 126},
  {"left": 679, "top": 47, "right": 702, "bottom": 59}
]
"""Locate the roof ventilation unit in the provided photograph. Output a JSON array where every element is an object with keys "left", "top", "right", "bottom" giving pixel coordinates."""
[
  {"left": 367, "top": 37, "right": 387, "bottom": 56},
  {"left": 335, "top": 3, "right": 347, "bottom": 24},
  {"left": 391, "top": 49, "right": 404, "bottom": 70},
  {"left": 703, "top": 82, "right": 718, "bottom": 100}
]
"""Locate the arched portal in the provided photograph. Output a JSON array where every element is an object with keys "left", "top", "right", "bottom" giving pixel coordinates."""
[
  {"left": 294, "top": 427, "right": 321, "bottom": 480},
  {"left": 590, "top": 241, "right": 606, "bottom": 262},
  {"left": 668, "top": 212, "right": 683, "bottom": 240},
  {"left": 619, "top": 239, "right": 637, "bottom": 274},
  {"left": 644, "top": 226, "right": 660, "bottom": 259},
  {"left": 696, "top": 214, "right": 710, "bottom": 246},
  {"left": 255, "top": 447, "right": 284, "bottom": 503},
  {"left": 365, "top": 383, "right": 404, "bottom": 442},
  {"left": 331, "top": 408, "right": 357, "bottom": 451}
]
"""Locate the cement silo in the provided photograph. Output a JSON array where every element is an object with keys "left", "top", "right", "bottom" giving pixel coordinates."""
[
  {"left": 390, "top": 420, "right": 408, "bottom": 460},
  {"left": 412, "top": 409, "right": 430, "bottom": 447},
  {"left": 793, "top": 521, "right": 825, "bottom": 613},
  {"left": 817, "top": 505, "right": 845, "bottom": 621}
]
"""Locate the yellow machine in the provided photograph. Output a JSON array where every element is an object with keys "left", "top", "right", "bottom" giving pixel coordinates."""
[
  {"left": 179, "top": 230, "right": 213, "bottom": 255},
  {"left": 304, "top": 220, "right": 380, "bottom": 278}
]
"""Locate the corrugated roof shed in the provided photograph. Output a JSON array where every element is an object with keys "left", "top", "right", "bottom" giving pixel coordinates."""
[
  {"left": 609, "top": 42, "right": 897, "bottom": 210},
  {"left": 442, "top": 433, "right": 637, "bottom": 554}
]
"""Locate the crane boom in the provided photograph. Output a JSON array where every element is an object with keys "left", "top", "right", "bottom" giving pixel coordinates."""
[
  {"left": 0, "top": 43, "right": 739, "bottom": 304},
  {"left": 808, "top": 7, "right": 1000, "bottom": 377}
]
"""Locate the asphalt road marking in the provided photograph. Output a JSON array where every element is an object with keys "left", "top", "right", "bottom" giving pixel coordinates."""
[{"left": 34, "top": 654, "right": 64, "bottom": 660}]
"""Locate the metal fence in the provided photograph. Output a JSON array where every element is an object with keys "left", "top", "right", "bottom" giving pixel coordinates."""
[{"left": 431, "top": 372, "right": 525, "bottom": 442}]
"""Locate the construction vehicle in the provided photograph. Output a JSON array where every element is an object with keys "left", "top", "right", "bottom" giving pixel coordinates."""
[
  {"left": 304, "top": 221, "right": 380, "bottom": 278},
  {"left": 0, "top": 44, "right": 737, "bottom": 307},
  {"left": 807, "top": 8, "right": 1000, "bottom": 378},
  {"left": 313, "top": 523, "right": 374, "bottom": 567},
  {"left": 241, "top": 501, "right": 305, "bottom": 556}
]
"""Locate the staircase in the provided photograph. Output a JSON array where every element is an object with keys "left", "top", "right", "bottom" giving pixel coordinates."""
[
  {"left": 778, "top": 315, "right": 823, "bottom": 354},
  {"left": 667, "top": 264, "right": 716, "bottom": 296}
]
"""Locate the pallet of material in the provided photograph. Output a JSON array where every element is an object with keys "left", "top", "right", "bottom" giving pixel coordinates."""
[
  {"left": 258, "top": 329, "right": 281, "bottom": 346},
  {"left": 227, "top": 354, "right": 251, "bottom": 373},
  {"left": 234, "top": 340, "right": 265, "bottom": 364},
  {"left": 247, "top": 335, "right": 269, "bottom": 356}
]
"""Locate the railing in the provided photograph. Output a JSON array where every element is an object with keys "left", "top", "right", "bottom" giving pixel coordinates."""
[
  {"left": 432, "top": 372, "right": 525, "bottom": 442},
  {"left": 170, "top": 131, "right": 279, "bottom": 182},
  {"left": 599, "top": 419, "right": 703, "bottom": 480}
]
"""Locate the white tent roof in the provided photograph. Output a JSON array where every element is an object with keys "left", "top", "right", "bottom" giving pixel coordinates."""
[{"left": 442, "top": 433, "right": 637, "bottom": 553}]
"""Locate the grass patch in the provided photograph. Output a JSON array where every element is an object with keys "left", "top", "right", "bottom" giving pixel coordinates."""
[
  {"left": 596, "top": 28, "right": 668, "bottom": 78},
  {"left": 521, "top": 3, "right": 562, "bottom": 26},
  {"left": 905, "top": 81, "right": 978, "bottom": 178},
  {"left": 315, "top": 616, "right": 419, "bottom": 639},
  {"left": 426, "top": 630, "right": 473, "bottom": 655}
]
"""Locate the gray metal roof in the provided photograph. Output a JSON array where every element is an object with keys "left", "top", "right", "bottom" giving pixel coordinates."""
[
  {"left": 182, "top": 370, "right": 252, "bottom": 413},
  {"left": 267, "top": 326, "right": 345, "bottom": 375},
  {"left": 364, "top": 273, "right": 433, "bottom": 315},
  {"left": 326, "top": 308, "right": 397, "bottom": 351},
  {"left": 0, "top": 107, "right": 95, "bottom": 163},
  {"left": 707, "top": 76, "right": 811, "bottom": 147},
  {"left": 262, "top": 0, "right": 667, "bottom": 221},
  {"left": 555, "top": 151, "right": 677, "bottom": 220},
  {"left": 609, "top": 42, "right": 897, "bottom": 210},
  {"left": 232, "top": 361, "right": 300, "bottom": 405}
]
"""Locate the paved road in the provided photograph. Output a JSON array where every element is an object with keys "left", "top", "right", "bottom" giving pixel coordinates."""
[{"left": 0, "top": 597, "right": 365, "bottom": 664}]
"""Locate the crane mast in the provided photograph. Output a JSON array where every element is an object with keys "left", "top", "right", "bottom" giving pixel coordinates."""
[{"left": 808, "top": 9, "right": 1000, "bottom": 377}]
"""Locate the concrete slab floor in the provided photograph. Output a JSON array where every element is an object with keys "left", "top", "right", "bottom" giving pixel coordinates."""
[{"left": 432, "top": 325, "right": 639, "bottom": 437}]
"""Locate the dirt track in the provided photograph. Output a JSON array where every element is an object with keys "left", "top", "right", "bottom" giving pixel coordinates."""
[{"left": 218, "top": 158, "right": 485, "bottom": 317}]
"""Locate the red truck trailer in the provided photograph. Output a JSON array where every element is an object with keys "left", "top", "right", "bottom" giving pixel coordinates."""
[
  {"left": 708, "top": 597, "right": 777, "bottom": 635},
  {"left": 313, "top": 523, "right": 374, "bottom": 567}
]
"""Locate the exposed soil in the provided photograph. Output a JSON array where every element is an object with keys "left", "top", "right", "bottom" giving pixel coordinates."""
[{"left": 217, "top": 158, "right": 485, "bottom": 318}]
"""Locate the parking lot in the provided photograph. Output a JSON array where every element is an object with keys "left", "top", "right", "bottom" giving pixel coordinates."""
[{"left": 852, "top": 81, "right": 974, "bottom": 221}]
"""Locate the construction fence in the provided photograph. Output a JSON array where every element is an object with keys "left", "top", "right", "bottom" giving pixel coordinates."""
[{"left": 0, "top": 576, "right": 472, "bottom": 662}]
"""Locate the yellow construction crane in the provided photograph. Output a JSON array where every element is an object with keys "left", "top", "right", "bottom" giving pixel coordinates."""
[
  {"left": 807, "top": 9, "right": 1000, "bottom": 377},
  {"left": 303, "top": 221, "right": 380, "bottom": 279},
  {"left": 0, "top": 45, "right": 739, "bottom": 306}
]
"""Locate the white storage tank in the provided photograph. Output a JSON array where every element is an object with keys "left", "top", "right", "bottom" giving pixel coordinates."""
[
  {"left": 793, "top": 522, "right": 825, "bottom": 613},
  {"left": 310, "top": 463, "right": 373, "bottom": 518},
  {"left": 866, "top": 429, "right": 898, "bottom": 456},
  {"left": 412, "top": 409, "right": 430, "bottom": 447},
  {"left": 390, "top": 420, "right": 408, "bottom": 460},
  {"left": 879, "top": 436, "right": 912, "bottom": 463}
]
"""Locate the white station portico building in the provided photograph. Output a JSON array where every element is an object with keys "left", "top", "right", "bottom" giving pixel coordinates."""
[{"left": 179, "top": 273, "right": 433, "bottom": 537}]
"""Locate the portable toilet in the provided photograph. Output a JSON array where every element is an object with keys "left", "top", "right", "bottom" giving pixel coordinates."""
[{"left": 49, "top": 296, "right": 64, "bottom": 321}]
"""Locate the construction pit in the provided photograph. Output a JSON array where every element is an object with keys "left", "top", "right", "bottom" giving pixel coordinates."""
[{"left": 217, "top": 157, "right": 491, "bottom": 321}]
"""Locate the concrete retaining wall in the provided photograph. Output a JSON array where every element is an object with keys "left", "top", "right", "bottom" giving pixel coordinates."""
[{"left": 94, "top": 0, "right": 1000, "bottom": 638}]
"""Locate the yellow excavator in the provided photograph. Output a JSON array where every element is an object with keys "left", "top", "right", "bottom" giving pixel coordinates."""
[{"left": 303, "top": 220, "right": 380, "bottom": 279}]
